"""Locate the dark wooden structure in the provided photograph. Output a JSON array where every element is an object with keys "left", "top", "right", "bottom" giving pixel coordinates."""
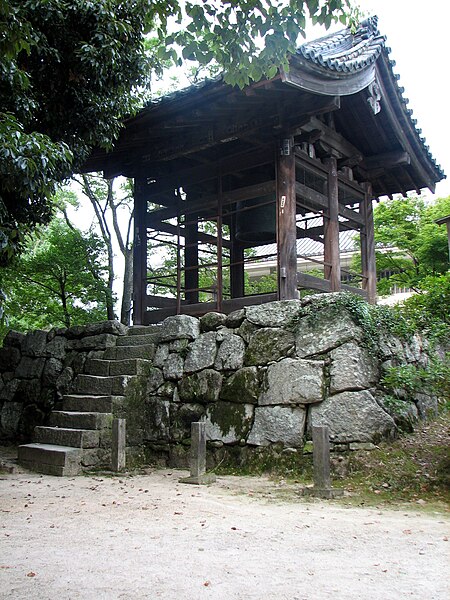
[{"left": 83, "top": 17, "right": 444, "bottom": 325}]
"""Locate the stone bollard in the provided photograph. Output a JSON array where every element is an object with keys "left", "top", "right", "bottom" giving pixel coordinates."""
[
  {"left": 179, "top": 421, "right": 216, "bottom": 485},
  {"left": 301, "top": 425, "right": 343, "bottom": 499},
  {"left": 111, "top": 418, "right": 126, "bottom": 472}
]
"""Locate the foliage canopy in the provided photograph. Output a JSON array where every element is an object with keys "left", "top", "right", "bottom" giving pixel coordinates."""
[
  {"left": 0, "top": 0, "right": 354, "bottom": 262},
  {"left": 0, "top": 218, "right": 110, "bottom": 332}
]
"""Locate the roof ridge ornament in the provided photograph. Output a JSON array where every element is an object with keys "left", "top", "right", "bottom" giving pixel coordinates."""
[{"left": 367, "top": 78, "right": 382, "bottom": 115}]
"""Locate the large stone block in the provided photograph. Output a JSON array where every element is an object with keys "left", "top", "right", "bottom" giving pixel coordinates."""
[
  {"left": 163, "top": 353, "right": 184, "bottom": 380},
  {"left": 308, "top": 390, "right": 396, "bottom": 443},
  {"left": 184, "top": 332, "right": 218, "bottom": 373},
  {"left": 170, "top": 403, "right": 206, "bottom": 441},
  {"left": 244, "top": 327, "right": 295, "bottom": 366},
  {"left": 45, "top": 336, "right": 67, "bottom": 360},
  {"left": 414, "top": 393, "right": 438, "bottom": 420},
  {"left": 0, "top": 401, "right": 23, "bottom": 437},
  {"left": 226, "top": 309, "right": 245, "bottom": 328},
  {"left": 42, "top": 358, "right": 64, "bottom": 386},
  {"left": 245, "top": 300, "right": 302, "bottom": 327},
  {"left": 153, "top": 343, "right": 170, "bottom": 367},
  {"left": 247, "top": 405, "right": 306, "bottom": 446},
  {"left": 16, "top": 356, "right": 46, "bottom": 380},
  {"left": 329, "top": 342, "right": 378, "bottom": 394},
  {"left": 159, "top": 315, "right": 200, "bottom": 342},
  {"left": 200, "top": 312, "right": 227, "bottom": 332},
  {"left": 220, "top": 366, "right": 261, "bottom": 404},
  {"left": 259, "top": 358, "right": 325, "bottom": 405},
  {"left": 16, "top": 378, "right": 42, "bottom": 404},
  {"left": 21, "top": 330, "right": 48, "bottom": 357},
  {"left": 214, "top": 334, "right": 245, "bottom": 371},
  {"left": 67, "top": 334, "right": 117, "bottom": 351},
  {"left": 3, "top": 330, "right": 25, "bottom": 349},
  {"left": 0, "top": 347, "right": 20, "bottom": 371},
  {"left": 205, "top": 402, "right": 254, "bottom": 444},
  {"left": 66, "top": 320, "right": 128, "bottom": 339},
  {"left": 0, "top": 379, "right": 19, "bottom": 402},
  {"left": 178, "top": 369, "right": 222, "bottom": 403},
  {"left": 295, "top": 307, "right": 363, "bottom": 358}
]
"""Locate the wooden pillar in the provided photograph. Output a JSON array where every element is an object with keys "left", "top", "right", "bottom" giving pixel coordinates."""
[
  {"left": 230, "top": 212, "right": 245, "bottom": 298},
  {"left": 184, "top": 213, "right": 199, "bottom": 304},
  {"left": 323, "top": 157, "right": 341, "bottom": 291},
  {"left": 360, "top": 183, "right": 377, "bottom": 304},
  {"left": 276, "top": 136, "right": 298, "bottom": 300},
  {"left": 132, "top": 178, "right": 148, "bottom": 325}
]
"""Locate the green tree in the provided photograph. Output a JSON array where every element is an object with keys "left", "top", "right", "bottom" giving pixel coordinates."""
[
  {"left": 1, "top": 0, "right": 354, "bottom": 262},
  {"left": 0, "top": 218, "right": 110, "bottom": 332},
  {"left": 373, "top": 196, "right": 450, "bottom": 295}
]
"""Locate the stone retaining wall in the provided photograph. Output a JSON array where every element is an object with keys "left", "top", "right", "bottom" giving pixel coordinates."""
[
  {"left": 0, "top": 321, "right": 127, "bottom": 441},
  {"left": 0, "top": 295, "right": 438, "bottom": 467}
]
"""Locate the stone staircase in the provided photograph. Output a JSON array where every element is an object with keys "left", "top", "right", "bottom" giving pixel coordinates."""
[{"left": 18, "top": 326, "right": 160, "bottom": 476}]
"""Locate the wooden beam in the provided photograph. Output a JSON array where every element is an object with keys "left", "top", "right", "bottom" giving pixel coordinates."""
[
  {"left": 295, "top": 181, "right": 364, "bottom": 227},
  {"left": 324, "top": 157, "right": 341, "bottom": 291},
  {"left": 363, "top": 150, "right": 410, "bottom": 172},
  {"left": 147, "top": 180, "right": 276, "bottom": 227},
  {"left": 297, "top": 272, "right": 368, "bottom": 298},
  {"left": 151, "top": 220, "right": 232, "bottom": 249},
  {"left": 139, "top": 148, "right": 272, "bottom": 198},
  {"left": 298, "top": 117, "right": 363, "bottom": 162},
  {"left": 276, "top": 136, "right": 298, "bottom": 300}
]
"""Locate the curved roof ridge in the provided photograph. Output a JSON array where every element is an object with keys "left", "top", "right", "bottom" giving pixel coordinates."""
[{"left": 298, "top": 16, "right": 385, "bottom": 73}]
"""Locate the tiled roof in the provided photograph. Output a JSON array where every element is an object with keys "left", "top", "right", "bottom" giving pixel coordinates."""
[{"left": 298, "top": 16, "right": 385, "bottom": 73}]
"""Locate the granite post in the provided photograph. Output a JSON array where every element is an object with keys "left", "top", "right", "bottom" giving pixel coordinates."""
[
  {"left": 111, "top": 418, "right": 126, "bottom": 472},
  {"left": 179, "top": 421, "right": 216, "bottom": 485},
  {"left": 301, "top": 425, "right": 343, "bottom": 499}
]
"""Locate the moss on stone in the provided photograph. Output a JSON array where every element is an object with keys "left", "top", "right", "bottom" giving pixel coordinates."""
[
  {"left": 220, "top": 366, "right": 261, "bottom": 404},
  {"left": 208, "top": 401, "right": 252, "bottom": 439}
]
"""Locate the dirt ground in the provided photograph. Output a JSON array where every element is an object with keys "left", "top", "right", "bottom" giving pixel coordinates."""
[{"left": 0, "top": 457, "right": 449, "bottom": 600}]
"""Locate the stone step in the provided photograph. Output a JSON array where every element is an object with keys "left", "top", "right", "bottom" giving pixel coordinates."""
[
  {"left": 74, "top": 374, "right": 134, "bottom": 396},
  {"left": 116, "top": 333, "right": 160, "bottom": 347},
  {"left": 62, "top": 394, "right": 123, "bottom": 413},
  {"left": 102, "top": 344, "right": 157, "bottom": 361},
  {"left": 127, "top": 325, "right": 161, "bottom": 336},
  {"left": 84, "top": 358, "right": 152, "bottom": 377},
  {"left": 34, "top": 426, "right": 100, "bottom": 448},
  {"left": 18, "top": 443, "right": 82, "bottom": 476},
  {"left": 50, "top": 411, "right": 112, "bottom": 430}
]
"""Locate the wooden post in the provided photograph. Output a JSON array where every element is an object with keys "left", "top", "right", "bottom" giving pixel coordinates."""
[
  {"left": 324, "top": 157, "right": 341, "bottom": 291},
  {"left": 184, "top": 213, "right": 199, "bottom": 304},
  {"left": 111, "top": 418, "right": 126, "bottom": 472},
  {"left": 360, "top": 182, "right": 377, "bottom": 304},
  {"left": 276, "top": 136, "right": 298, "bottom": 300},
  {"left": 133, "top": 178, "right": 148, "bottom": 325}
]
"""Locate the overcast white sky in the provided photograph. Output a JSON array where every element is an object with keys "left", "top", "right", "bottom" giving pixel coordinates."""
[{"left": 352, "top": 0, "right": 449, "bottom": 197}]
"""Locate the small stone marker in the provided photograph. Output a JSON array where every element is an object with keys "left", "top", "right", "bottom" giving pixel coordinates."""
[
  {"left": 179, "top": 421, "right": 216, "bottom": 485},
  {"left": 301, "top": 425, "right": 343, "bottom": 499},
  {"left": 111, "top": 418, "right": 126, "bottom": 472}
]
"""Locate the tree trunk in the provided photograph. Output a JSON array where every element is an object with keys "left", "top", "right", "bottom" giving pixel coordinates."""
[{"left": 120, "top": 246, "right": 133, "bottom": 326}]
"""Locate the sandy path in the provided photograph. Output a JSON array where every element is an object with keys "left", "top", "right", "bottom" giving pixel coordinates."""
[{"left": 0, "top": 469, "right": 448, "bottom": 600}]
